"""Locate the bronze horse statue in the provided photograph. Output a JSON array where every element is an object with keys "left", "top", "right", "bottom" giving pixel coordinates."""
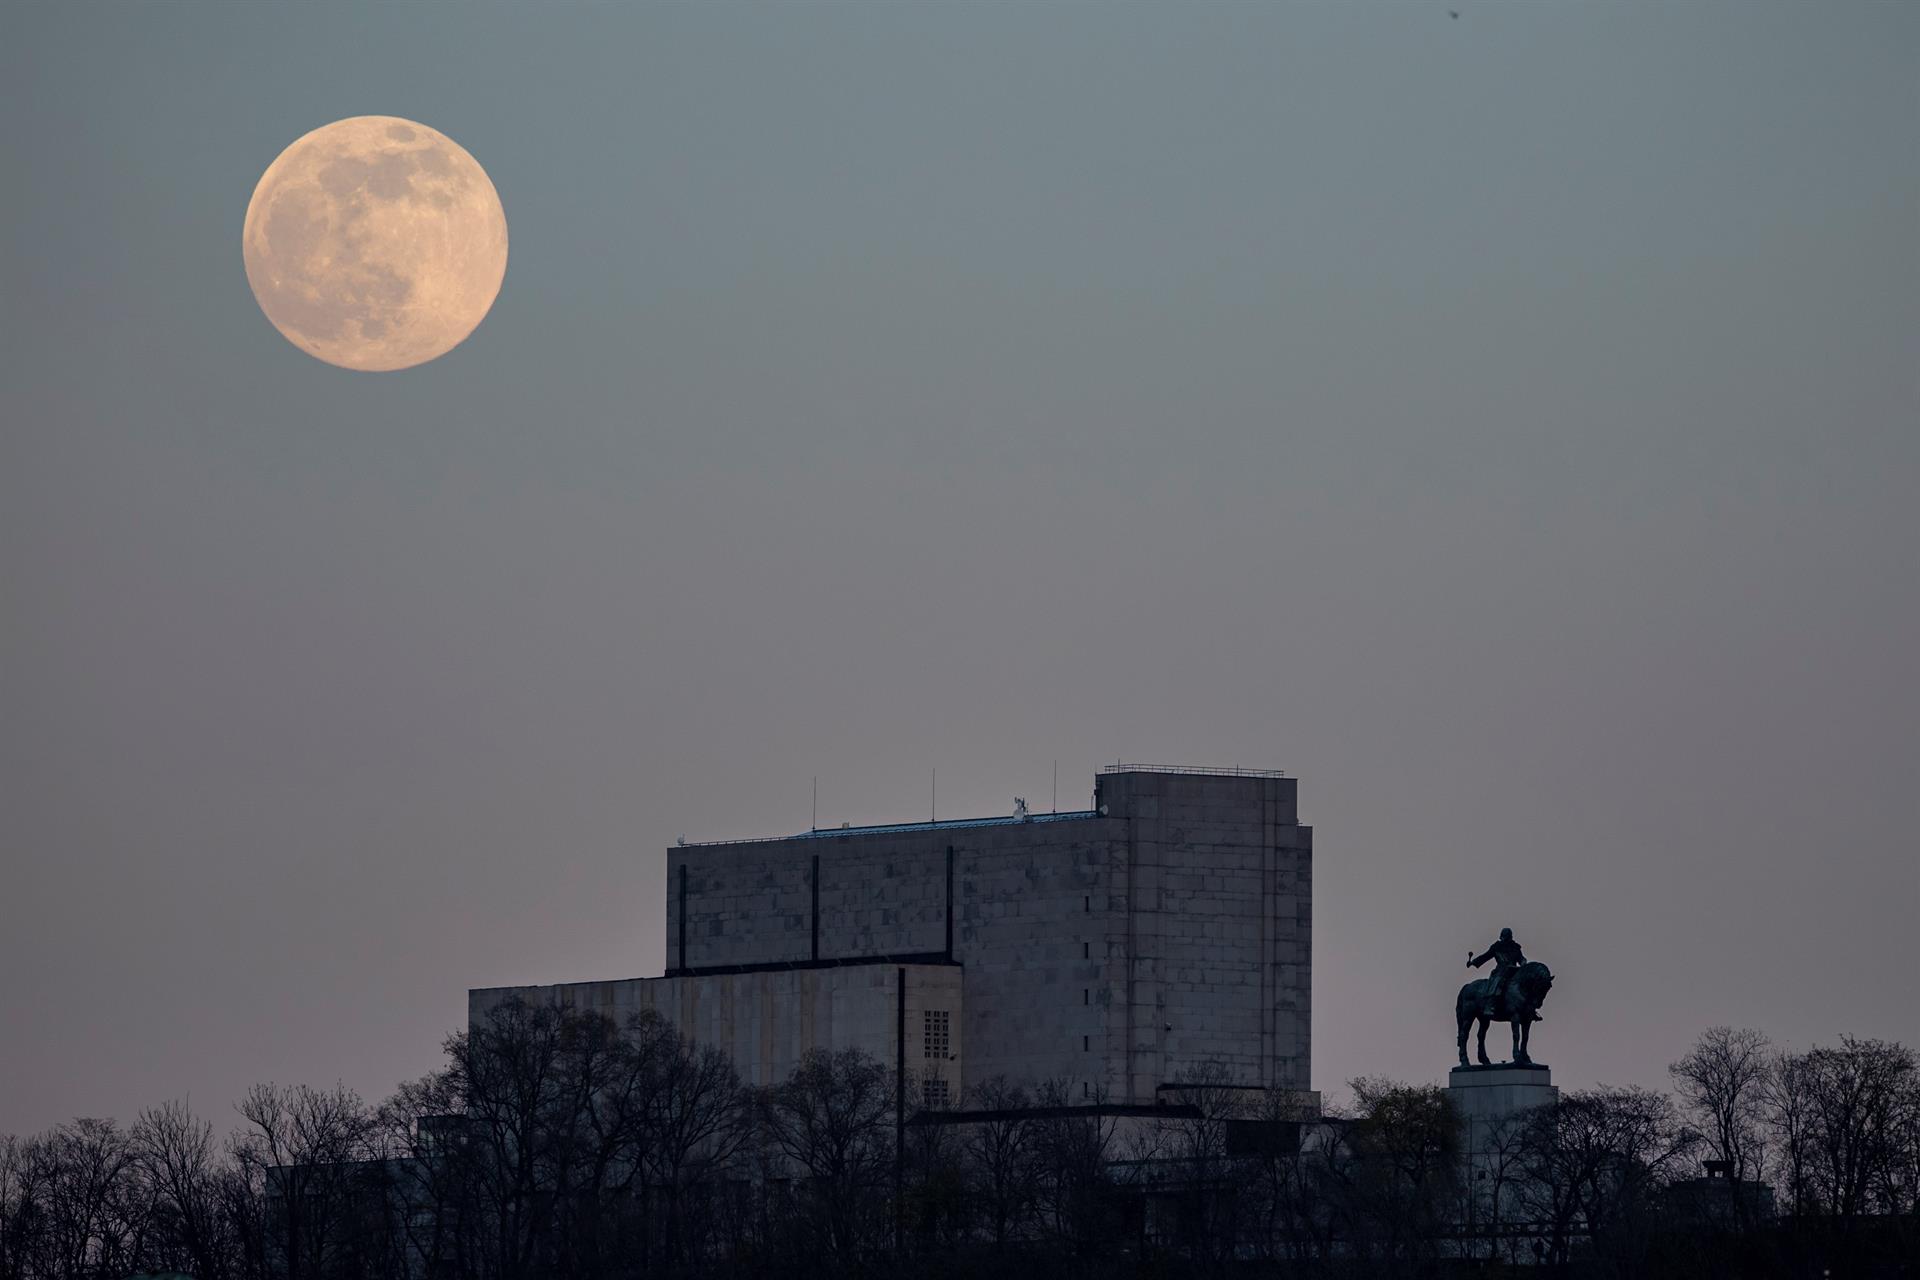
[{"left": 1456, "top": 960, "right": 1553, "bottom": 1066}]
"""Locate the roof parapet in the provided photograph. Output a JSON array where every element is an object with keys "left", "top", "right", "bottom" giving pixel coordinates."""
[{"left": 1100, "top": 763, "right": 1286, "bottom": 778}]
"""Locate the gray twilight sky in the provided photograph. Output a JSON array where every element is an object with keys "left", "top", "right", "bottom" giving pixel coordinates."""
[{"left": 2, "top": 2, "right": 1915, "bottom": 1138}]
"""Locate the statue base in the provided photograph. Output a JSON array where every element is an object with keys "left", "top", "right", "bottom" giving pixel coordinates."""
[
  {"left": 1450, "top": 1062, "right": 1551, "bottom": 1076},
  {"left": 1448, "top": 1063, "right": 1557, "bottom": 1155}
]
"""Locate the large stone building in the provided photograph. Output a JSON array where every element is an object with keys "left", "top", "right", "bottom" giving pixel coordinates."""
[{"left": 472, "top": 765, "right": 1314, "bottom": 1109}]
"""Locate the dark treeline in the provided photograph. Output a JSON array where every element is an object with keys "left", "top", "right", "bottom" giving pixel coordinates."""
[{"left": 1, "top": 1010, "right": 1915, "bottom": 1280}]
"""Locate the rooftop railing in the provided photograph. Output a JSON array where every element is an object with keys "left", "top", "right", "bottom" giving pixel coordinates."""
[{"left": 1100, "top": 762, "right": 1287, "bottom": 778}]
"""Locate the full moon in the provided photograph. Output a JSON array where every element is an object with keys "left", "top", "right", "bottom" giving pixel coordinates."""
[{"left": 243, "top": 116, "right": 508, "bottom": 372}]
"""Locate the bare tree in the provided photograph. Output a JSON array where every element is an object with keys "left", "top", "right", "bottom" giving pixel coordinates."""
[
  {"left": 13, "top": 1118, "right": 151, "bottom": 1280},
  {"left": 1516, "top": 1086, "right": 1697, "bottom": 1269},
  {"left": 960, "top": 1076, "right": 1037, "bottom": 1248},
  {"left": 1028, "top": 1078, "right": 1124, "bottom": 1259},
  {"left": 542, "top": 1003, "right": 654, "bottom": 1277},
  {"left": 374, "top": 1067, "right": 482, "bottom": 1280},
  {"left": 1792, "top": 1036, "right": 1914, "bottom": 1219},
  {"left": 1761, "top": 1046, "right": 1818, "bottom": 1219},
  {"left": 900, "top": 1092, "right": 970, "bottom": 1253},
  {"left": 233, "top": 1082, "right": 378, "bottom": 1280},
  {"left": 1232, "top": 1087, "right": 1326, "bottom": 1267},
  {"left": 630, "top": 1009, "right": 750, "bottom": 1267},
  {"left": 1757, "top": 1036, "right": 1920, "bottom": 1274},
  {"left": 0, "top": 1133, "right": 33, "bottom": 1280},
  {"left": 1338, "top": 1077, "right": 1462, "bottom": 1275},
  {"left": 1885, "top": 1064, "right": 1920, "bottom": 1261},
  {"left": 444, "top": 997, "right": 574, "bottom": 1280},
  {"left": 1669, "top": 1026, "right": 1772, "bottom": 1194},
  {"left": 759, "top": 1048, "right": 896, "bottom": 1264},
  {"left": 132, "top": 1099, "right": 233, "bottom": 1280},
  {"left": 1459, "top": 1109, "right": 1534, "bottom": 1268},
  {"left": 1155, "top": 1061, "right": 1256, "bottom": 1263},
  {"left": 218, "top": 1132, "right": 273, "bottom": 1280}
]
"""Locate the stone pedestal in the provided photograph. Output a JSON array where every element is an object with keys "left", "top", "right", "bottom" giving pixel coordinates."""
[
  {"left": 1448, "top": 1064, "right": 1557, "bottom": 1155},
  {"left": 1450, "top": 1065, "right": 1558, "bottom": 1260}
]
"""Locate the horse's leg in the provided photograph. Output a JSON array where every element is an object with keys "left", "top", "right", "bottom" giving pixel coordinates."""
[
  {"left": 1476, "top": 1015, "right": 1492, "bottom": 1066},
  {"left": 1457, "top": 1010, "right": 1470, "bottom": 1067}
]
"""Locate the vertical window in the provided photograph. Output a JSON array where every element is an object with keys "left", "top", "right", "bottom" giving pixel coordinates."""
[
  {"left": 1083, "top": 1035, "right": 1090, "bottom": 1052},
  {"left": 1084, "top": 896, "right": 1090, "bottom": 913},
  {"left": 1083, "top": 988, "right": 1089, "bottom": 1005},
  {"left": 923, "top": 1009, "right": 950, "bottom": 1060},
  {"left": 1083, "top": 941, "right": 1090, "bottom": 959}
]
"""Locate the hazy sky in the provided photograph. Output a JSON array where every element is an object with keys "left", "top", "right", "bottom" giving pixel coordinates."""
[{"left": 3, "top": 2, "right": 1915, "bottom": 1138}]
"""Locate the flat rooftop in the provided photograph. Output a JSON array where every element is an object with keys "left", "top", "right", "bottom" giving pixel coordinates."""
[
  {"left": 682, "top": 808, "right": 1099, "bottom": 848},
  {"left": 679, "top": 764, "right": 1289, "bottom": 849}
]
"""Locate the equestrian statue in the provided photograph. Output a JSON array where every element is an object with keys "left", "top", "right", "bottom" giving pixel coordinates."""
[{"left": 1455, "top": 927, "right": 1554, "bottom": 1067}]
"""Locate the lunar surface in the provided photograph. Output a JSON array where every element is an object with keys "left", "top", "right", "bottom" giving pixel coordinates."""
[{"left": 243, "top": 116, "right": 508, "bottom": 371}]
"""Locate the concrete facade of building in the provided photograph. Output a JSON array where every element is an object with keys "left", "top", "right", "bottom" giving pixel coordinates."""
[
  {"left": 470, "top": 963, "right": 964, "bottom": 1096},
  {"left": 471, "top": 765, "right": 1313, "bottom": 1107}
]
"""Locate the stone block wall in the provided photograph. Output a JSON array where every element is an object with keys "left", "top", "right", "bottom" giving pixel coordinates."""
[
  {"left": 470, "top": 963, "right": 963, "bottom": 1091},
  {"left": 949, "top": 818, "right": 1125, "bottom": 1097},
  {"left": 1095, "top": 771, "right": 1312, "bottom": 1098},
  {"left": 650, "top": 768, "right": 1313, "bottom": 1105}
]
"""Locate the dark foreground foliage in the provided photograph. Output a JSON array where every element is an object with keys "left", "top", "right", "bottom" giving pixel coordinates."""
[{"left": 1, "top": 1015, "right": 1913, "bottom": 1280}]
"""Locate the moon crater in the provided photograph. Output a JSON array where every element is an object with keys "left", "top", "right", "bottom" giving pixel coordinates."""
[{"left": 243, "top": 116, "right": 507, "bottom": 372}]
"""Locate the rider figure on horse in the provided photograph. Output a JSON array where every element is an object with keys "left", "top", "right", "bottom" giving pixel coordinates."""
[{"left": 1468, "top": 928, "right": 1537, "bottom": 1019}]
